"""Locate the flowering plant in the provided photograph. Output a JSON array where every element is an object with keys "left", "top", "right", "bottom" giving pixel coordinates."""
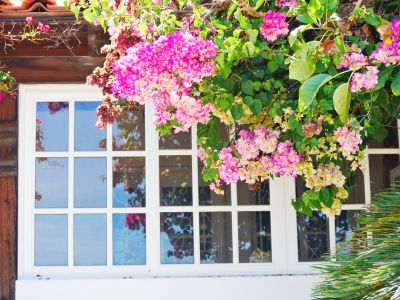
[{"left": 74, "top": 0, "right": 400, "bottom": 216}]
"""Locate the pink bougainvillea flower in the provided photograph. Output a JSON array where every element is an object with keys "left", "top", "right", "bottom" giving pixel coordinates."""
[
  {"left": 338, "top": 52, "right": 369, "bottom": 70},
  {"left": 42, "top": 24, "right": 50, "bottom": 33},
  {"left": 0, "top": 92, "right": 5, "bottom": 103},
  {"left": 334, "top": 126, "right": 362, "bottom": 157},
  {"left": 370, "top": 41, "right": 400, "bottom": 66},
  {"left": 25, "top": 16, "right": 33, "bottom": 24},
  {"left": 275, "top": 0, "right": 298, "bottom": 8},
  {"left": 350, "top": 66, "right": 379, "bottom": 93},
  {"left": 260, "top": 10, "right": 289, "bottom": 42},
  {"left": 37, "top": 22, "right": 44, "bottom": 31},
  {"left": 391, "top": 19, "right": 400, "bottom": 41}
]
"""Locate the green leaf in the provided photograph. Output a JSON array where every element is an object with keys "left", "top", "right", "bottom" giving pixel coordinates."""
[
  {"left": 250, "top": 99, "right": 263, "bottom": 115},
  {"left": 296, "top": 14, "right": 313, "bottom": 24},
  {"left": 214, "top": 37, "right": 227, "bottom": 51},
  {"left": 319, "top": 188, "right": 333, "bottom": 207},
  {"left": 375, "top": 66, "right": 393, "bottom": 90},
  {"left": 247, "top": 29, "right": 259, "bottom": 44},
  {"left": 203, "top": 169, "right": 217, "bottom": 182},
  {"left": 231, "top": 105, "right": 244, "bottom": 120},
  {"left": 289, "top": 59, "right": 316, "bottom": 81},
  {"left": 299, "top": 74, "right": 332, "bottom": 111},
  {"left": 243, "top": 96, "right": 254, "bottom": 106},
  {"left": 333, "top": 83, "right": 351, "bottom": 124},
  {"left": 391, "top": 70, "right": 400, "bottom": 96},
  {"left": 241, "top": 80, "right": 254, "bottom": 95},
  {"left": 267, "top": 60, "right": 279, "bottom": 73},
  {"left": 364, "top": 15, "right": 382, "bottom": 26}
]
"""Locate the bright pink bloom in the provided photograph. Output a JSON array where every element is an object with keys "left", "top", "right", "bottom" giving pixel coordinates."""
[
  {"left": 334, "top": 126, "right": 362, "bottom": 157},
  {"left": 338, "top": 52, "right": 368, "bottom": 70},
  {"left": 271, "top": 141, "right": 301, "bottom": 176},
  {"left": 392, "top": 19, "right": 400, "bottom": 41},
  {"left": 275, "top": 0, "right": 298, "bottom": 8},
  {"left": 370, "top": 42, "right": 400, "bottom": 66},
  {"left": 37, "top": 22, "right": 44, "bottom": 31},
  {"left": 218, "top": 147, "right": 240, "bottom": 184},
  {"left": 26, "top": 16, "right": 33, "bottom": 24},
  {"left": 350, "top": 66, "right": 379, "bottom": 93},
  {"left": 260, "top": 10, "right": 289, "bottom": 42},
  {"left": 42, "top": 24, "right": 50, "bottom": 33}
]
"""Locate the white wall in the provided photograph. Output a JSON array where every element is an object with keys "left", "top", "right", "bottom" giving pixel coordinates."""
[{"left": 17, "top": 275, "right": 321, "bottom": 300}]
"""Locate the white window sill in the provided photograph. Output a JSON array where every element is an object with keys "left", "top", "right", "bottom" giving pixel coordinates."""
[{"left": 16, "top": 274, "right": 321, "bottom": 300}]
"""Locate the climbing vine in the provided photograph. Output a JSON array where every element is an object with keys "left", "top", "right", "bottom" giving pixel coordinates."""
[{"left": 74, "top": 0, "right": 400, "bottom": 216}]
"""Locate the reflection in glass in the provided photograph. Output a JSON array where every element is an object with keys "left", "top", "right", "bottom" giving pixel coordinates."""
[
  {"left": 200, "top": 212, "right": 232, "bottom": 263},
  {"left": 238, "top": 211, "right": 271, "bottom": 263},
  {"left": 297, "top": 212, "right": 329, "bottom": 262},
  {"left": 35, "top": 214, "right": 68, "bottom": 266},
  {"left": 160, "top": 156, "right": 192, "bottom": 206},
  {"left": 368, "top": 120, "right": 399, "bottom": 148},
  {"left": 113, "top": 214, "right": 146, "bottom": 265},
  {"left": 113, "top": 108, "right": 145, "bottom": 151},
  {"left": 74, "top": 214, "right": 107, "bottom": 266},
  {"left": 74, "top": 158, "right": 107, "bottom": 208},
  {"left": 159, "top": 130, "right": 191, "bottom": 149},
  {"left": 160, "top": 212, "right": 194, "bottom": 264},
  {"left": 199, "top": 160, "right": 231, "bottom": 205},
  {"left": 237, "top": 180, "right": 270, "bottom": 205},
  {"left": 35, "top": 157, "right": 68, "bottom": 208},
  {"left": 369, "top": 154, "right": 400, "bottom": 199},
  {"left": 113, "top": 157, "right": 145, "bottom": 207},
  {"left": 347, "top": 169, "right": 365, "bottom": 204},
  {"left": 75, "top": 102, "right": 106, "bottom": 151},
  {"left": 336, "top": 210, "right": 361, "bottom": 243},
  {"left": 36, "top": 102, "right": 68, "bottom": 151}
]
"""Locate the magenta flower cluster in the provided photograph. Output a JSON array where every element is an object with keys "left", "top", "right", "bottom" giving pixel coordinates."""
[
  {"left": 334, "top": 126, "right": 362, "bottom": 157},
  {"left": 370, "top": 20, "right": 400, "bottom": 66},
  {"left": 275, "top": 0, "right": 298, "bottom": 8},
  {"left": 338, "top": 53, "right": 369, "bottom": 70},
  {"left": 112, "top": 30, "right": 218, "bottom": 132},
  {"left": 260, "top": 10, "right": 289, "bottom": 42},
  {"left": 217, "top": 126, "right": 301, "bottom": 185},
  {"left": 350, "top": 66, "right": 379, "bottom": 93}
]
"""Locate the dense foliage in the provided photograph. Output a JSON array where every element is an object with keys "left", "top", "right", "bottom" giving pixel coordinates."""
[
  {"left": 72, "top": 0, "right": 400, "bottom": 216},
  {"left": 313, "top": 185, "right": 400, "bottom": 299}
]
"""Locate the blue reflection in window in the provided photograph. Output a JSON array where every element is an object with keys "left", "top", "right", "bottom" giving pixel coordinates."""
[
  {"left": 35, "top": 158, "right": 68, "bottom": 208},
  {"left": 113, "top": 214, "right": 146, "bottom": 265},
  {"left": 74, "top": 157, "right": 107, "bottom": 208},
  {"left": 74, "top": 214, "right": 107, "bottom": 266},
  {"left": 160, "top": 212, "right": 194, "bottom": 264},
  {"left": 75, "top": 102, "right": 106, "bottom": 151},
  {"left": 35, "top": 214, "right": 68, "bottom": 266},
  {"left": 36, "top": 102, "right": 68, "bottom": 151}
]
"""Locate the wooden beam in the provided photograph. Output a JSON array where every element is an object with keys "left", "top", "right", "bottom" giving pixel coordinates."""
[
  {"left": 0, "top": 56, "right": 104, "bottom": 82},
  {"left": 0, "top": 177, "right": 17, "bottom": 300}
]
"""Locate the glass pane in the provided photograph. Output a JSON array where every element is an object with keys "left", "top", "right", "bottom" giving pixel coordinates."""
[
  {"left": 74, "top": 158, "right": 107, "bottom": 208},
  {"left": 238, "top": 211, "right": 271, "bottom": 263},
  {"left": 113, "top": 108, "right": 145, "bottom": 151},
  {"left": 160, "top": 156, "right": 192, "bottom": 206},
  {"left": 237, "top": 181, "right": 270, "bottom": 205},
  {"left": 159, "top": 130, "right": 191, "bottom": 150},
  {"left": 160, "top": 212, "right": 194, "bottom": 264},
  {"left": 199, "top": 160, "right": 231, "bottom": 205},
  {"left": 75, "top": 102, "right": 106, "bottom": 151},
  {"left": 36, "top": 102, "right": 68, "bottom": 151},
  {"left": 369, "top": 154, "right": 400, "bottom": 199},
  {"left": 35, "top": 158, "right": 68, "bottom": 208},
  {"left": 297, "top": 212, "right": 329, "bottom": 262},
  {"left": 368, "top": 120, "right": 399, "bottom": 148},
  {"left": 200, "top": 212, "right": 232, "bottom": 263},
  {"left": 347, "top": 169, "right": 365, "bottom": 204},
  {"left": 35, "top": 214, "right": 68, "bottom": 266},
  {"left": 113, "top": 157, "right": 146, "bottom": 208},
  {"left": 336, "top": 210, "right": 361, "bottom": 243},
  {"left": 74, "top": 214, "right": 107, "bottom": 266},
  {"left": 113, "top": 214, "right": 146, "bottom": 265}
]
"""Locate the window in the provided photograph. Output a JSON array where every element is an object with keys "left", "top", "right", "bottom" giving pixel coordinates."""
[
  {"left": 18, "top": 85, "right": 400, "bottom": 279},
  {"left": 19, "top": 85, "right": 289, "bottom": 279}
]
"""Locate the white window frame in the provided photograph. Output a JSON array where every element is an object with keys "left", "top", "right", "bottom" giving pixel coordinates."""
[
  {"left": 18, "top": 84, "right": 293, "bottom": 280},
  {"left": 19, "top": 84, "right": 391, "bottom": 280}
]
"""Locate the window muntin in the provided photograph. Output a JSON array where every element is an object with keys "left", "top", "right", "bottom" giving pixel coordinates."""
[{"left": 20, "top": 85, "right": 290, "bottom": 279}]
